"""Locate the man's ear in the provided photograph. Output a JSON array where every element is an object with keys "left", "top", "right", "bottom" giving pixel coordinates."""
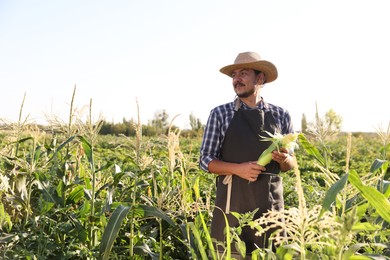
[{"left": 256, "top": 72, "right": 266, "bottom": 84}]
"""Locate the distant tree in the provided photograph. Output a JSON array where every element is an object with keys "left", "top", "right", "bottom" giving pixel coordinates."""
[
  {"left": 181, "top": 113, "right": 204, "bottom": 138},
  {"left": 325, "top": 109, "right": 342, "bottom": 133},
  {"left": 99, "top": 118, "right": 137, "bottom": 136},
  {"left": 189, "top": 112, "right": 202, "bottom": 131},
  {"left": 122, "top": 117, "right": 136, "bottom": 136},
  {"left": 99, "top": 120, "right": 110, "bottom": 135},
  {"left": 111, "top": 121, "right": 127, "bottom": 135},
  {"left": 149, "top": 109, "right": 169, "bottom": 134},
  {"left": 99, "top": 110, "right": 205, "bottom": 137},
  {"left": 301, "top": 113, "right": 308, "bottom": 134},
  {"left": 142, "top": 124, "right": 157, "bottom": 136}
]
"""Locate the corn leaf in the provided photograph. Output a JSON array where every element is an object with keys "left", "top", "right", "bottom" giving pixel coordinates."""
[
  {"left": 369, "top": 159, "right": 386, "bottom": 173},
  {"left": 188, "top": 222, "right": 209, "bottom": 260},
  {"left": 222, "top": 211, "right": 232, "bottom": 259},
  {"left": 66, "top": 185, "right": 84, "bottom": 204},
  {"left": 99, "top": 205, "right": 131, "bottom": 260},
  {"left": 48, "top": 135, "right": 76, "bottom": 162},
  {"left": 348, "top": 170, "right": 390, "bottom": 223},
  {"left": 384, "top": 180, "right": 390, "bottom": 198},
  {"left": 352, "top": 222, "right": 381, "bottom": 232},
  {"left": 33, "top": 145, "right": 42, "bottom": 164},
  {"left": 349, "top": 256, "right": 380, "bottom": 260},
  {"left": 320, "top": 173, "right": 348, "bottom": 217},
  {"left": 78, "top": 135, "right": 93, "bottom": 164},
  {"left": 134, "top": 205, "right": 175, "bottom": 226},
  {"left": 0, "top": 233, "right": 16, "bottom": 244},
  {"left": 342, "top": 243, "right": 369, "bottom": 260},
  {"left": 133, "top": 243, "right": 159, "bottom": 259},
  {"left": 298, "top": 133, "right": 326, "bottom": 167},
  {"left": 193, "top": 177, "right": 216, "bottom": 259}
]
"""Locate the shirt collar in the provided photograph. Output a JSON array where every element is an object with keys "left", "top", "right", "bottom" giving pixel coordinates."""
[{"left": 234, "top": 97, "right": 269, "bottom": 111}]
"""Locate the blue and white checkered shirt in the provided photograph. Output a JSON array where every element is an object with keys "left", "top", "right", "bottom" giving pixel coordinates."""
[{"left": 199, "top": 98, "right": 294, "bottom": 172}]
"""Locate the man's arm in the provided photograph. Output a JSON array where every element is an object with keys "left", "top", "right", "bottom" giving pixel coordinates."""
[{"left": 208, "top": 159, "right": 266, "bottom": 182}]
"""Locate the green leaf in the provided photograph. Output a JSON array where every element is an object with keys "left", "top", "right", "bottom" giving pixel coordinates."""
[
  {"left": 221, "top": 210, "right": 231, "bottom": 258},
  {"left": 113, "top": 171, "right": 134, "bottom": 186},
  {"left": 33, "top": 145, "right": 42, "bottom": 164},
  {"left": 348, "top": 170, "right": 390, "bottom": 223},
  {"left": 356, "top": 203, "right": 369, "bottom": 218},
  {"left": 135, "top": 205, "right": 175, "bottom": 226},
  {"left": 48, "top": 135, "right": 76, "bottom": 162},
  {"left": 14, "top": 136, "right": 33, "bottom": 144},
  {"left": 298, "top": 133, "right": 326, "bottom": 166},
  {"left": 0, "top": 203, "right": 12, "bottom": 232},
  {"left": 188, "top": 222, "right": 209, "bottom": 260},
  {"left": 342, "top": 243, "right": 368, "bottom": 260},
  {"left": 320, "top": 174, "right": 348, "bottom": 216},
  {"left": 56, "top": 180, "right": 65, "bottom": 198},
  {"left": 83, "top": 188, "right": 92, "bottom": 200},
  {"left": 36, "top": 179, "right": 56, "bottom": 203},
  {"left": 95, "top": 161, "right": 114, "bottom": 173},
  {"left": 99, "top": 205, "right": 131, "bottom": 260},
  {"left": 133, "top": 243, "right": 159, "bottom": 259},
  {"left": 383, "top": 180, "right": 390, "bottom": 198},
  {"left": 191, "top": 179, "right": 216, "bottom": 259},
  {"left": 40, "top": 200, "right": 54, "bottom": 215},
  {"left": 351, "top": 222, "right": 381, "bottom": 232},
  {"left": 234, "top": 240, "right": 246, "bottom": 259},
  {"left": 66, "top": 185, "right": 84, "bottom": 204},
  {"left": 78, "top": 136, "right": 93, "bottom": 163},
  {"left": 193, "top": 176, "right": 200, "bottom": 200},
  {"left": 369, "top": 159, "right": 386, "bottom": 173},
  {"left": 348, "top": 256, "right": 376, "bottom": 260},
  {"left": 0, "top": 233, "right": 16, "bottom": 244}
]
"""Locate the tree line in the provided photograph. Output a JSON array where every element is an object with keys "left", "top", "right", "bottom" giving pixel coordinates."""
[{"left": 99, "top": 110, "right": 204, "bottom": 137}]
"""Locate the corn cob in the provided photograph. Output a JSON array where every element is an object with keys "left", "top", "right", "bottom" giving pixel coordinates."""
[
  {"left": 257, "top": 131, "right": 299, "bottom": 166},
  {"left": 257, "top": 142, "right": 277, "bottom": 166}
]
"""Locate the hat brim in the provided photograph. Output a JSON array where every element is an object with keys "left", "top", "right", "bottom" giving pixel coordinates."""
[{"left": 220, "top": 60, "right": 278, "bottom": 83}]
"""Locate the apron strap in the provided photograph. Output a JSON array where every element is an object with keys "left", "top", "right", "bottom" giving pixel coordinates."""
[
  {"left": 234, "top": 98, "right": 240, "bottom": 111},
  {"left": 222, "top": 175, "right": 232, "bottom": 213}
]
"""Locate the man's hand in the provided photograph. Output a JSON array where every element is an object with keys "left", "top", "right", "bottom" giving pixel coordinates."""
[
  {"left": 236, "top": 161, "right": 266, "bottom": 182},
  {"left": 272, "top": 148, "right": 294, "bottom": 171},
  {"left": 208, "top": 159, "right": 266, "bottom": 182}
]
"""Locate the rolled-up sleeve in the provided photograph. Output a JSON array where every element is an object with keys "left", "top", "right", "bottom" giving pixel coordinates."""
[{"left": 199, "top": 109, "right": 222, "bottom": 172}]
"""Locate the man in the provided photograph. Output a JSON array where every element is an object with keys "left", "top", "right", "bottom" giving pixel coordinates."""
[{"left": 199, "top": 51, "right": 294, "bottom": 257}]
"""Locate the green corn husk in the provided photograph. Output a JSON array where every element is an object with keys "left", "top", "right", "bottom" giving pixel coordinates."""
[
  {"left": 257, "top": 142, "right": 277, "bottom": 166},
  {"left": 256, "top": 131, "right": 299, "bottom": 166}
]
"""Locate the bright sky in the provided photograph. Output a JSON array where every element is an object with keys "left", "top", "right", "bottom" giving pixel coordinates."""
[{"left": 1, "top": 0, "right": 389, "bottom": 132}]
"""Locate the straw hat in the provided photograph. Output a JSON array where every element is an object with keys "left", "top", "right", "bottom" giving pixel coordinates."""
[{"left": 220, "top": 52, "right": 278, "bottom": 83}]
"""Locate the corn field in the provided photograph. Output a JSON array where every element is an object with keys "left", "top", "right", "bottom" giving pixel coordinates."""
[{"left": 0, "top": 98, "right": 389, "bottom": 259}]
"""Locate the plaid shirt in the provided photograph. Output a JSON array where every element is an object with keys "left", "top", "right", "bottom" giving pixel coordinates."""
[{"left": 199, "top": 98, "right": 294, "bottom": 172}]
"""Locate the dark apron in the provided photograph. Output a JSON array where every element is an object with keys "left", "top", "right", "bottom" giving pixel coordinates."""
[{"left": 210, "top": 107, "right": 284, "bottom": 254}]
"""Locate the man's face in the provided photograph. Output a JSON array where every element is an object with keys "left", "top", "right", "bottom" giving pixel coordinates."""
[{"left": 231, "top": 68, "right": 259, "bottom": 98}]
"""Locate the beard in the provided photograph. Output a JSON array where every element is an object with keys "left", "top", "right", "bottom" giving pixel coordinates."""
[{"left": 235, "top": 85, "right": 256, "bottom": 98}]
